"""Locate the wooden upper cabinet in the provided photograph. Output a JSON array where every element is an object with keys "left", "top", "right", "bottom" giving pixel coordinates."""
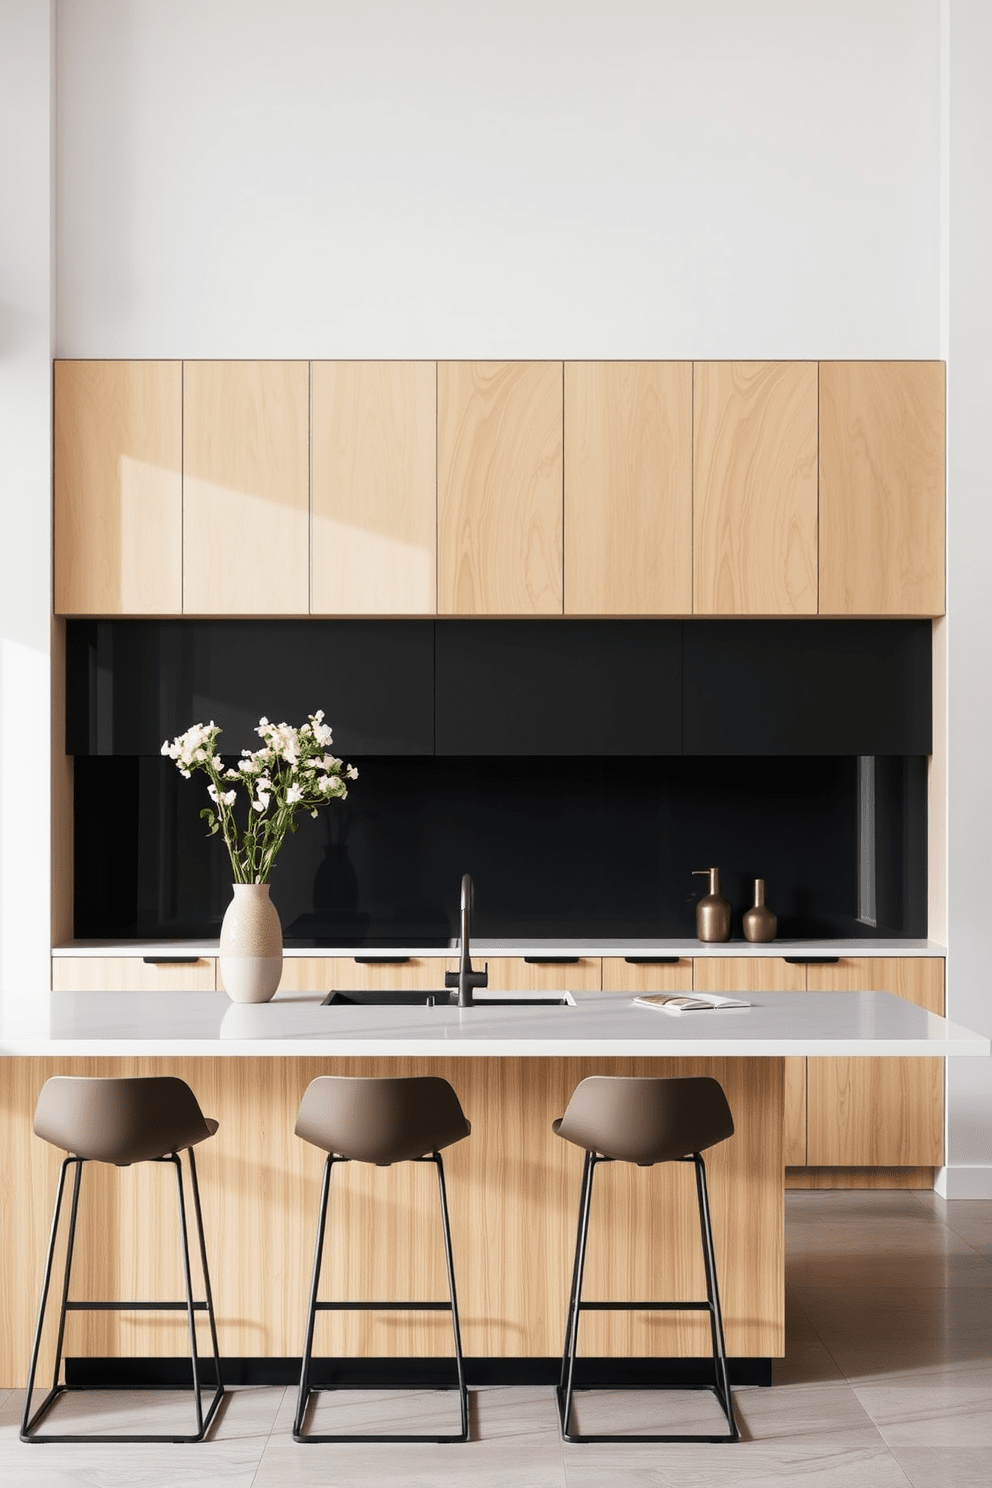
[
  {"left": 438, "top": 361, "right": 563, "bottom": 615},
  {"left": 693, "top": 362, "right": 818, "bottom": 615},
  {"left": 819, "top": 362, "right": 945, "bottom": 616},
  {"left": 311, "top": 362, "right": 437, "bottom": 615},
  {"left": 54, "top": 361, "right": 183, "bottom": 615},
  {"left": 564, "top": 362, "right": 692, "bottom": 615},
  {"left": 182, "top": 362, "right": 309, "bottom": 615},
  {"left": 807, "top": 958, "right": 944, "bottom": 1166}
]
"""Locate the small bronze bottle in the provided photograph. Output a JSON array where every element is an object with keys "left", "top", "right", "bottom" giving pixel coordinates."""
[
  {"left": 743, "top": 878, "right": 777, "bottom": 943},
  {"left": 692, "top": 867, "right": 732, "bottom": 943}
]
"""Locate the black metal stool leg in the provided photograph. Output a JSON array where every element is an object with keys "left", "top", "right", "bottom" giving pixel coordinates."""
[
  {"left": 557, "top": 1153, "right": 740, "bottom": 1444},
  {"left": 434, "top": 1152, "right": 469, "bottom": 1440},
  {"left": 694, "top": 1153, "right": 739, "bottom": 1441},
  {"left": 172, "top": 1150, "right": 225, "bottom": 1441},
  {"left": 557, "top": 1150, "right": 597, "bottom": 1441},
  {"left": 186, "top": 1146, "right": 224, "bottom": 1406},
  {"left": 295, "top": 1152, "right": 469, "bottom": 1444},
  {"left": 22, "top": 1152, "right": 226, "bottom": 1444},
  {"left": 20, "top": 1156, "right": 82, "bottom": 1440},
  {"left": 294, "top": 1153, "right": 336, "bottom": 1440}
]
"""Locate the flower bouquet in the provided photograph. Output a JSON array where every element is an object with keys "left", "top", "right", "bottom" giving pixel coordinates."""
[{"left": 161, "top": 711, "right": 357, "bottom": 1002}]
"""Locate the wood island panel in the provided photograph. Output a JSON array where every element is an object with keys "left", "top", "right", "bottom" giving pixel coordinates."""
[
  {"left": 182, "top": 361, "right": 310, "bottom": 615},
  {"left": 438, "top": 361, "right": 563, "bottom": 615},
  {"left": 807, "top": 958, "right": 944, "bottom": 1166},
  {"left": 0, "top": 1055, "right": 783, "bottom": 1387},
  {"left": 311, "top": 361, "right": 437, "bottom": 615},
  {"left": 693, "top": 361, "right": 818, "bottom": 615},
  {"left": 819, "top": 361, "right": 945, "bottom": 616},
  {"left": 54, "top": 361, "right": 183, "bottom": 615},
  {"left": 564, "top": 362, "right": 692, "bottom": 615},
  {"left": 693, "top": 957, "right": 808, "bottom": 1166}
]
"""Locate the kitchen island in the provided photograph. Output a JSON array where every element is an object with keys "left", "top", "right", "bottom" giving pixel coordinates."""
[{"left": 0, "top": 988, "right": 985, "bottom": 1392}]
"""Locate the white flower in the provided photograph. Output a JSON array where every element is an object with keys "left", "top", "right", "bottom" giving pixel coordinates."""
[
  {"left": 286, "top": 784, "right": 304, "bottom": 804},
  {"left": 207, "top": 783, "right": 237, "bottom": 807},
  {"left": 346, "top": 765, "right": 359, "bottom": 780},
  {"left": 252, "top": 790, "right": 271, "bottom": 812}
]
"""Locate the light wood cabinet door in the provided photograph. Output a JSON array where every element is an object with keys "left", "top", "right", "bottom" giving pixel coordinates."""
[
  {"left": 601, "top": 957, "right": 693, "bottom": 994},
  {"left": 692, "top": 956, "right": 808, "bottom": 1165},
  {"left": 564, "top": 362, "right": 692, "bottom": 615},
  {"left": 52, "top": 957, "right": 215, "bottom": 992},
  {"left": 807, "top": 958, "right": 944, "bottom": 1166},
  {"left": 54, "top": 361, "right": 183, "bottom": 615},
  {"left": 819, "top": 362, "right": 945, "bottom": 616},
  {"left": 438, "top": 361, "right": 563, "bottom": 614},
  {"left": 460, "top": 956, "right": 602, "bottom": 993},
  {"left": 182, "top": 361, "right": 310, "bottom": 614},
  {"left": 693, "top": 362, "right": 818, "bottom": 615},
  {"left": 275, "top": 957, "right": 447, "bottom": 994},
  {"left": 311, "top": 361, "right": 437, "bottom": 615}
]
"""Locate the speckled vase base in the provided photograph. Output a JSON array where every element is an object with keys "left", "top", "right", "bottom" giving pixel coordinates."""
[{"left": 219, "top": 883, "right": 283, "bottom": 1004}]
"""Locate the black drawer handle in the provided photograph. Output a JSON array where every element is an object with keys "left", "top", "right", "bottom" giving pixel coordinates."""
[
  {"left": 142, "top": 956, "right": 201, "bottom": 965},
  {"left": 354, "top": 956, "right": 412, "bottom": 964},
  {"left": 624, "top": 956, "right": 682, "bottom": 965},
  {"left": 783, "top": 956, "right": 840, "bottom": 965},
  {"left": 524, "top": 956, "right": 580, "bottom": 964}
]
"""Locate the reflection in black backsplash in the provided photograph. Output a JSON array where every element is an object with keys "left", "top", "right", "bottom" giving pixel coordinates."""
[{"left": 73, "top": 755, "right": 927, "bottom": 944}]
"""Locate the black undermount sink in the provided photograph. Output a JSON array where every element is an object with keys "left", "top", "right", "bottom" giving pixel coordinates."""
[{"left": 321, "top": 990, "right": 572, "bottom": 1008}]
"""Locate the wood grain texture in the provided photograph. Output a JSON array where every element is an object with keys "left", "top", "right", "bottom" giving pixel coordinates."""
[
  {"left": 51, "top": 958, "right": 217, "bottom": 992},
  {"left": 692, "top": 957, "right": 808, "bottom": 1165},
  {"left": 182, "top": 362, "right": 310, "bottom": 615},
  {"left": 564, "top": 362, "right": 692, "bottom": 615},
  {"left": 0, "top": 1055, "right": 783, "bottom": 1386},
  {"left": 275, "top": 958, "right": 448, "bottom": 994},
  {"left": 311, "top": 362, "right": 437, "bottom": 615},
  {"left": 693, "top": 361, "right": 818, "bottom": 615},
  {"left": 438, "top": 362, "right": 563, "bottom": 614},
  {"left": 54, "top": 361, "right": 183, "bottom": 615},
  {"left": 467, "top": 957, "right": 602, "bottom": 993},
  {"left": 807, "top": 958, "right": 944, "bottom": 1166},
  {"left": 819, "top": 362, "right": 946, "bottom": 615},
  {"left": 601, "top": 958, "right": 694, "bottom": 994},
  {"left": 786, "top": 1167, "right": 935, "bottom": 1190}
]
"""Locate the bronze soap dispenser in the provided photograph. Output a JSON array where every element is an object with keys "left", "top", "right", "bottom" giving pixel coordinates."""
[{"left": 692, "top": 868, "right": 732, "bottom": 943}]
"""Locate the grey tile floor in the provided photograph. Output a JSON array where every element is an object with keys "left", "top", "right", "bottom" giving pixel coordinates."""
[{"left": 1, "top": 1190, "right": 987, "bottom": 1487}]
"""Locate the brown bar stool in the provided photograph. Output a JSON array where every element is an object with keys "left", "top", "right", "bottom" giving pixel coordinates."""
[
  {"left": 21, "top": 1076, "right": 224, "bottom": 1444},
  {"left": 293, "top": 1075, "right": 471, "bottom": 1444},
  {"left": 553, "top": 1075, "right": 739, "bottom": 1443}
]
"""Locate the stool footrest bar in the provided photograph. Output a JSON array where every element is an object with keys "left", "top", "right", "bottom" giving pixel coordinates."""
[{"left": 314, "top": 1300, "right": 451, "bottom": 1311}]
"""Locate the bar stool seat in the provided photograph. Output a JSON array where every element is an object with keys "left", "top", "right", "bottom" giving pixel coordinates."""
[
  {"left": 554, "top": 1075, "right": 739, "bottom": 1443},
  {"left": 293, "top": 1075, "right": 471, "bottom": 1444},
  {"left": 21, "top": 1076, "right": 224, "bottom": 1444}
]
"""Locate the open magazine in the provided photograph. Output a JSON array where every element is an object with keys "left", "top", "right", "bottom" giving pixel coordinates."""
[{"left": 633, "top": 993, "right": 751, "bottom": 1014}]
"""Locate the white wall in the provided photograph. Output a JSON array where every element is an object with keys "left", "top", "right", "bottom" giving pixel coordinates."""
[
  {"left": 942, "top": 0, "right": 992, "bottom": 1196},
  {"left": 56, "top": 0, "right": 941, "bottom": 359},
  {"left": 0, "top": 0, "right": 54, "bottom": 1033}
]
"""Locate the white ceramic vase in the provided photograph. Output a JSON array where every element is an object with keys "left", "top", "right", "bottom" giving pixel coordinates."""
[{"left": 219, "top": 882, "right": 283, "bottom": 1003}]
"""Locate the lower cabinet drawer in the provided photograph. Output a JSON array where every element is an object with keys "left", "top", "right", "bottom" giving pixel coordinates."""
[
  {"left": 52, "top": 957, "right": 216, "bottom": 992},
  {"left": 471, "top": 956, "right": 602, "bottom": 992},
  {"left": 601, "top": 957, "right": 693, "bottom": 994},
  {"left": 276, "top": 957, "right": 447, "bottom": 994}
]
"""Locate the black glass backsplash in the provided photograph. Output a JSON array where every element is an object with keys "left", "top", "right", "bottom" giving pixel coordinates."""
[{"left": 73, "top": 753, "right": 928, "bottom": 944}]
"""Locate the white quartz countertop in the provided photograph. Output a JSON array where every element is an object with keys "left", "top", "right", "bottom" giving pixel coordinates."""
[
  {"left": 52, "top": 938, "right": 947, "bottom": 958},
  {"left": 3, "top": 989, "right": 986, "bottom": 1058}
]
